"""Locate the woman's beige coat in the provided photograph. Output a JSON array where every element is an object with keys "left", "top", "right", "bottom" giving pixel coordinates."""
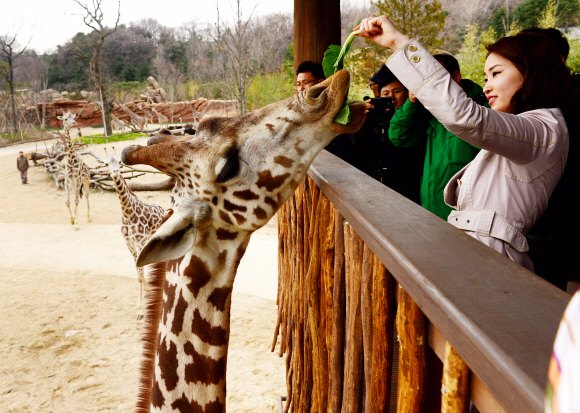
[{"left": 387, "top": 40, "right": 569, "bottom": 270}]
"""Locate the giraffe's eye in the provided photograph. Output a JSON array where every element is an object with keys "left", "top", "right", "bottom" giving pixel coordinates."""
[{"left": 216, "top": 147, "right": 240, "bottom": 183}]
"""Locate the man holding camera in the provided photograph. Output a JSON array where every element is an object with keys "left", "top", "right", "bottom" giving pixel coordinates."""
[
  {"left": 388, "top": 54, "right": 488, "bottom": 220},
  {"left": 325, "top": 65, "right": 424, "bottom": 204}
]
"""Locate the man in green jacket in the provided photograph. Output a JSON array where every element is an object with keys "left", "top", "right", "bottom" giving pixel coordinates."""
[{"left": 388, "top": 54, "right": 488, "bottom": 220}]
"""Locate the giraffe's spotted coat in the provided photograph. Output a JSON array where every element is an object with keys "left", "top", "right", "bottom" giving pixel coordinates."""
[
  {"left": 255, "top": 170, "right": 291, "bottom": 192},
  {"left": 183, "top": 256, "right": 212, "bottom": 298},
  {"left": 191, "top": 309, "right": 228, "bottom": 347},
  {"left": 126, "top": 71, "right": 368, "bottom": 412}
]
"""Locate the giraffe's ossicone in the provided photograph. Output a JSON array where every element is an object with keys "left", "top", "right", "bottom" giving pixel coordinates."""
[{"left": 122, "top": 70, "right": 366, "bottom": 413}]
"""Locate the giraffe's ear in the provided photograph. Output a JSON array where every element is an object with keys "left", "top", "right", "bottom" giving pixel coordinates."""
[
  {"left": 136, "top": 200, "right": 211, "bottom": 267},
  {"left": 136, "top": 217, "right": 197, "bottom": 267}
]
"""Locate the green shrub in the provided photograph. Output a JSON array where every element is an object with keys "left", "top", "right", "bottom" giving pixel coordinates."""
[{"left": 246, "top": 70, "right": 294, "bottom": 111}]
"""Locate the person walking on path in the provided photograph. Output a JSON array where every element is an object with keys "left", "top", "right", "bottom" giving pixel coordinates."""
[{"left": 17, "top": 151, "right": 29, "bottom": 184}]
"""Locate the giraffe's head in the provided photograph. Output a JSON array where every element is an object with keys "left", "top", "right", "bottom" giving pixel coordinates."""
[
  {"left": 103, "top": 148, "right": 122, "bottom": 175},
  {"left": 122, "top": 70, "right": 365, "bottom": 266},
  {"left": 57, "top": 109, "right": 77, "bottom": 129}
]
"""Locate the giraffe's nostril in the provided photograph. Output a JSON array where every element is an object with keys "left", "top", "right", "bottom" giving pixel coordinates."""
[{"left": 307, "top": 86, "right": 327, "bottom": 100}]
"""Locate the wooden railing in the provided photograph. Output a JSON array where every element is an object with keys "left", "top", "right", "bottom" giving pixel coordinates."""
[{"left": 272, "top": 150, "right": 571, "bottom": 413}]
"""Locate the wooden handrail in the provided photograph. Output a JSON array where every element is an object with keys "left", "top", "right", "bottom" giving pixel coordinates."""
[{"left": 306, "top": 150, "right": 570, "bottom": 413}]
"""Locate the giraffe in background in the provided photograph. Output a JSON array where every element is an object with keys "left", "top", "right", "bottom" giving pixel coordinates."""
[
  {"left": 138, "top": 103, "right": 155, "bottom": 126},
  {"left": 119, "top": 102, "right": 148, "bottom": 131},
  {"left": 104, "top": 149, "right": 165, "bottom": 320},
  {"left": 151, "top": 107, "right": 169, "bottom": 128},
  {"left": 121, "top": 70, "right": 366, "bottom": 412},
  {"left": 57, "top": 109, "right": 91, "bottom": 231}
]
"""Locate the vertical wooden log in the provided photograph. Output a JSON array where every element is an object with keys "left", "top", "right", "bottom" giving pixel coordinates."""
[
  {"left": 280, "top": 201, "right": 291, "bottom": 355},
  {"left": 285, "top": 328, "right": 294, "bottom": 413},
  {"left": 272, "top": 209, "right": 286, "bottom": 352},
  {"left": 329, "top": 209, "right": 346, "bottom": 413},
  {"left": 441, "top": 343, "right": 470, "bottom": 413},
  {"left": 308, "top": 176, "right": 320, "bottom": 259},
  {"left": 303, "top": 179, "right": 311, "bottom": 270},
  {"left": 302, "top": 183, "right": 313, "bottom": 413},
  {"left": 370, "top": 255, "right": 395, "bottom": 413},
  {"left": 361, "top": 243, "right": 374, "bottom": 413},
  {"left": 294, "top": 0, "right": 341, "bottom": 70},
  {"left": 342, "top": 225, "right": 365, "bottom": 413},
  {"left": 307, "top": 194, "right": 322, "bottom": 413},
  {"left": 342, "top": 223, "right": 352, "bottom": 412},
  {"left": 322, "top": 202, "right": 336, "bottom": 377},
  {"left": 396, "top": 288, "right": 427, "bottom": 413},
  {"left": 296, "top": 187, "right": 306, "bottom": 413}
]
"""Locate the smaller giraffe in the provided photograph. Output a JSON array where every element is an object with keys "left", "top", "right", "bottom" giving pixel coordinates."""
[
  {"left": 111, "top": 115, "right": 126, "bottom": 133},
  {"left": 57, "top": 109, "right": 91, "bottom": 231},
  {"left": 138, "top": 104, "right": 155, "bottom": 126},
  {"left": 151, "top": 107, "right": 169, "bottom": 128},
  {"left": 104, "top": 149, "right": 165, "bottom": 320},
  {"left": 188, "top": 101, "right": 204, "bottom": 128},
  {"left": 119, "top": 102, "right": 148, "bottom": 131}
]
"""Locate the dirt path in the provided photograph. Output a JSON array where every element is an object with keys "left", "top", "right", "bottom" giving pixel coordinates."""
[{"left": 0, "top": 139, "right": 285, "bottom": 412}]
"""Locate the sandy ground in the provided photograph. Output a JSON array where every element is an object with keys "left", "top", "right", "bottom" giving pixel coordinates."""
[{"left": 0, "top": 136, "right": 286, "bottom": 412}]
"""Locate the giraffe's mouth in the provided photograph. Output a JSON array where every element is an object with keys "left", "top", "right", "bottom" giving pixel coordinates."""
[{"left": 321, "top": 71, "right": 366, "bottom": 133}]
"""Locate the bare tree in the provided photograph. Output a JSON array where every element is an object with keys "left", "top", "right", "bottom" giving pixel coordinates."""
[
  {"left": 0, "top": 22, "right": 33, "bottom": 132},
  {"left": 72, "top": 0, "right": 121, "bottom": 137},
  {"left": 211, "top": 0, "right": 290, "bottom": 115}
]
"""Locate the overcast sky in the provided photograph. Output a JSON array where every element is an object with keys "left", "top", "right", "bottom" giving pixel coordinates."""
[{"left": 2, "top": 0, "right": 300, "bottom": 54}]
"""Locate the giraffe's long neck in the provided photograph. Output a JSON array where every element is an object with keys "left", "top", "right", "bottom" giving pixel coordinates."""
[
  {"left": 122, "top": 105, "right": 138, "bottom": 119},
  {"left": 64, "top": 126, "right": 77, "bottom": 165},
  {"left": 139, "top": 233, "right": 250, "bottom": 413},
  {"left": 110, "top": 172, "right": 136, "bottom": 217}
]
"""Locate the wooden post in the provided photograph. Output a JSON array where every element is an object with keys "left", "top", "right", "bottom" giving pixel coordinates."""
[
  {"left": 361, "top": 243, "right": 374, "bottom": 411},
  {"left": 441, "top": 342, "right": 470, "bottom": 413},
  {"left": 306, "top": 194, "right": 326, "bottom": 413},
  {"left": 396, "top": 287, "right": 427, "bottom": 413},
  {"left": 342, "top": 224, "right": 365, "bottom": 413},
  {"left": 293, "top": 0, "right": 341, "bottom": 71},
  {"left": 369, "top": 254, "right": 395, "bottom": 413},
  {"left": 329, "top": 209, "right": 346, "bottom": 413}
]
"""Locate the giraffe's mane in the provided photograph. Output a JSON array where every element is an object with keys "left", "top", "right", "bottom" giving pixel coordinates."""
[
  {"left": 136, "top": 261, "right": 167, "bottom": 413},
  {"left": 136, "top": 210, "right": 174, "bottom": 413}
]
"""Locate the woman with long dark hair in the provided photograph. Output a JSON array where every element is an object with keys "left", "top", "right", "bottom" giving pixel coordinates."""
[{"left": 355, "top": 16, "right": 572, "bottom": 271}]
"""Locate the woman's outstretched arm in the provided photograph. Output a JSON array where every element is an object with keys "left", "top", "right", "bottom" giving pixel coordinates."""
[{"left": 355, "top": 16, "right": 568, "bottom": 165}]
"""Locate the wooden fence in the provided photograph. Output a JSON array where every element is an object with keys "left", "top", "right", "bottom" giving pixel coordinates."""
[{"left": 272, "top": 151, "right": 571, "bottom": 413}]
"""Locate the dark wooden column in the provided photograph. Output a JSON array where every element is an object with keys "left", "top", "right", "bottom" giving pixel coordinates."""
[{"left": 294, "top": 0, "right": 341, "bottom": 73}]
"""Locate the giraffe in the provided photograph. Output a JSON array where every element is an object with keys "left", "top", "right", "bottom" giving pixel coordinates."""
[
  {"left": 112, "top": 115, "right": 126, "bottom": 133},
  {"left": 57, "top": 109, "right": 91, "bottom": 231},
  {"left": 121, "top": 70, "right": 366, "bottom": 412},
  {"left": 151, "top": 107, "right": 169, "bottom": 129},
  {"left": 139, "top": 103, "right": 156, "bottom": 126},
  {"left": 104, "top": 149, "right": 166, "bottom": 320},
  {"left": 188, "top": 101, "right": 204, "bottom": 128},
  {"left": 119, "top": 102, "right": 148, "bottom": 131}
]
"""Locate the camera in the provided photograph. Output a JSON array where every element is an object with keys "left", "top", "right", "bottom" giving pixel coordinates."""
[{"left": 364, "top": 96, "right": 395, "bottom": 124}]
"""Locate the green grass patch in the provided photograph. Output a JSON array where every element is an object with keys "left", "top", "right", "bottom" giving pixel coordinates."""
[{"left": 80, "top": 132, "right": 147, "bottom": 144}]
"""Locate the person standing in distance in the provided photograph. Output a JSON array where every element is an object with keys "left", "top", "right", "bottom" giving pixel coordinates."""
[{"left": 17, "top": 151, "right": 29, "bottom": 184}]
